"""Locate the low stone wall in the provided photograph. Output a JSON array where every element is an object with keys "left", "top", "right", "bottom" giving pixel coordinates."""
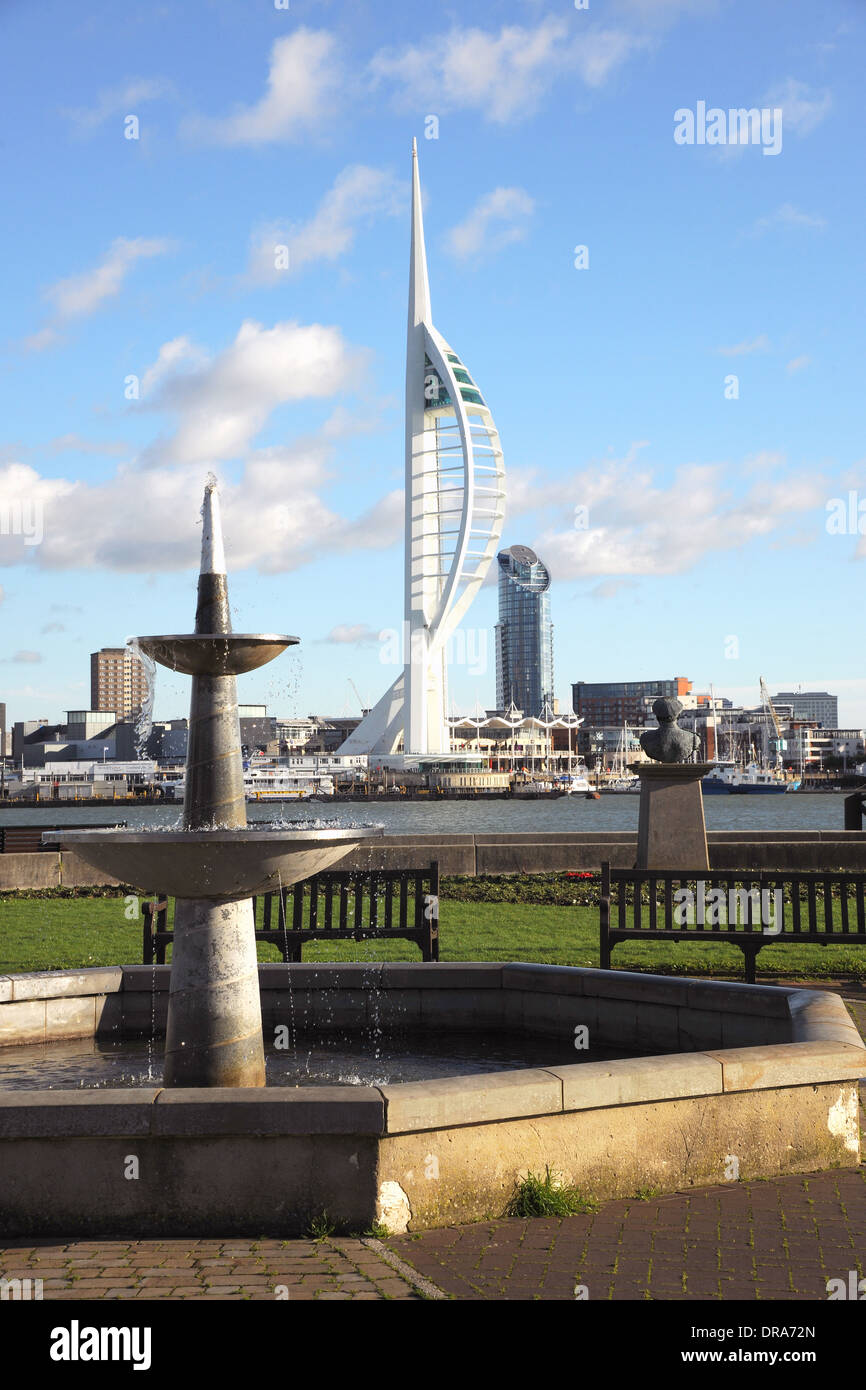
[
  {"left": 0, "top": 964, "right": 862, "bottom": 1235},
  {"left": 3, "top": 830, "right": 866, "bottom": 890}
]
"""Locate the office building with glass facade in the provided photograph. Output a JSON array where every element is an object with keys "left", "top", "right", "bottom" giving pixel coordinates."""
[{"left": 495, "top": 545, "right": 554, "bottom": 715}]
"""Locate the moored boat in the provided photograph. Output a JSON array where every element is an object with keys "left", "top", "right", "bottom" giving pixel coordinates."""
[
  {"left": 244, "top": 762, "right": 334, "bottom": 801},
  {"left": 702, "top": 761, "right": 800, "bottom": 795}
]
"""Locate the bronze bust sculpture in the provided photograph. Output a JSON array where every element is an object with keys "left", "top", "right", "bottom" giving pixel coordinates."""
[{"left": 639, "top": 696, "right": 700, "bottom": 764}]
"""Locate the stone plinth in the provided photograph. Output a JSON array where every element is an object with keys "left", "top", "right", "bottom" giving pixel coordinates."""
[{"left": 631, "top": 761, "right": 713, "bottom": 870}]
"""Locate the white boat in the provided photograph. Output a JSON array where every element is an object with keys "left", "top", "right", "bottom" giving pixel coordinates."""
[
  {"left": 702, "top": 761, "right": 800, "bottom": 795},
  {"left": 556, "top": 770, "right": 592, "bottom": 794},
  {"left": 605, "top": 776, "right": 641, "bottom": 793},
  {"left": 244, "top": 763, "right": 334, "bottom": 801}
]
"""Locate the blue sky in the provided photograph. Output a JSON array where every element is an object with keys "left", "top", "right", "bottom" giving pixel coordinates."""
[{"left": 1, "top": 0, "right": 864, "bottom": 730}]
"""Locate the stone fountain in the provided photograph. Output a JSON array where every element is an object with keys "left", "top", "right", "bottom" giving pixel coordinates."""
[
  {"left": 6, "top": 490, "right": 859, "bottom": 1236},
  {"left": 44, "top": 479, "right": 380, "bottom": 1088}
]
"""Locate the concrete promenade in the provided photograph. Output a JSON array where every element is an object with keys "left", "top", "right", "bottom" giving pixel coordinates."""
[{"left": 4, "top": 829, "right": 866, "bottom": 889}]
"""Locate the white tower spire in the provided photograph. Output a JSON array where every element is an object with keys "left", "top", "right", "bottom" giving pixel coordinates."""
[
  {"left": 408, "top": 138, "right": 431, "bottom": 328},
  {"left": 339, "top": 144, "right": 506, "bottom": 759}
]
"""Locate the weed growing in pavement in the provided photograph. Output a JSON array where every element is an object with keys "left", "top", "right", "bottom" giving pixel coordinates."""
[{"left": 506, "top": 1167, "right": 600, "bottom": 1218}]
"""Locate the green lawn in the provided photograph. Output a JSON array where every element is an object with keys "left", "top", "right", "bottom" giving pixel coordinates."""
[{"left": 1, "top": 892, "right": 865, "bottom": 981}]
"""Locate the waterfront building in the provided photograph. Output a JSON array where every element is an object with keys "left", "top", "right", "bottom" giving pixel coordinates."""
[
  {"left": 447, "top": 707, "right": 582, "bottom": 773},
  {"left": 12, "top": 713, "right": 115, "bottom": 767},
  {"left": 495, "top": 546, "right": 554, "bottom": 716},
  {"left": 340, "top": 142, "right": 505, "bottom": 758},
  {"left": 772, "top": 690, "right": 839, "bottom": 728},
  {"left": 785, "top": 726, "right": 864, "bottom": 770},
  {"left": 311, "top": 716, "right": 363, "bottom": 753},
  {"left": 274, "top": 716, "right": 318, "bottom": 751},
  {"left": 90, "top": 647, "right": 149, "bottom": 721},
  {"left": 65, "top": 710, "right": 117, "bottom": 742},
  {"left": 573, "top": 677, "right": 692, "bottom": 728}
]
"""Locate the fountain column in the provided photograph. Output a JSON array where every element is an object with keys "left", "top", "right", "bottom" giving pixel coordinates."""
[{"left": 163, "top": 482, "right": 266, "bottom": 1088}]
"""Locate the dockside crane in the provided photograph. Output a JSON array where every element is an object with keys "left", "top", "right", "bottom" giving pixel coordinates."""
[{"left": 759, "top": 676, "right": 783, "bottom": 767}]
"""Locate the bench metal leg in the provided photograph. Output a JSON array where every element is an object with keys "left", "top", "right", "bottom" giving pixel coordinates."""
[{"left": 741, "top": 943, "right": 763, "bottom": 984}]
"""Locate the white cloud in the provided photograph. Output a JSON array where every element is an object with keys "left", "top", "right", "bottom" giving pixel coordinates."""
[
  {"left": 752, "top": 203, "right": 826, "bottom": 235},
  {"left": 139, "top": 319, "right": 367, "bottom": 468},
  {"left": 9, "top": 651, "right": 42, "bottom": 664},
  {"left": 22, "top": 326, "right": 60, "bottom": 352},
  {"left": 764, "top": 78, "right": 832, "bottom": 135},
  {"left": 0, "top": 448, "right": 402, "bottom": 576},
  {"left": 324, "top": 624, "right": 382, "bottom": 645},
  {"left": 743, "top": 450, "right": 787, "bottom": 474},
  {"left": 786, "top": 355, "right": 811, "bottom": 374},
  {"left": 446, "top": 188, "right": 535, "bottom": 262},
  {"left": 47, "top": 237, "right": 170, "bottom": 318},
  {"left": 24, "top": 237, "right": 171, "bottom": 352},
  {"left": 518, "top": 455, "right": 830, "bottom": 582},
  {"left": 718, "top": 334, "right": 770, "bottom": 357},
  {"left": 371, "top": 18, "right": 643, "bottom": 124},
  {"left": 62, "top": 78, "right": 171, "bottom": 132},
  {"left": 246, "top": 165, "right": 402, "bottom": 283},
  {"left": 140, "top": 336, "right": 209, "bottom": 397},
  {"left": 187, "top": 30, "right": 340, "bottom": 145}
]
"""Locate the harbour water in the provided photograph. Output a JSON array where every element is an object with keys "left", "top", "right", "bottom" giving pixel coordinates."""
[{"left": 0, "top": 792, "right": 852, "bottom": 834}]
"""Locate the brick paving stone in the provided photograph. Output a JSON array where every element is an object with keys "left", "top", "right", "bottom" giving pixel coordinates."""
[
  {"left": 0, "top": 1236, "right": 429, "bottom": 1301},
  {"left": 380, "top": 1164, "right": 866, "bottom": 1301}
]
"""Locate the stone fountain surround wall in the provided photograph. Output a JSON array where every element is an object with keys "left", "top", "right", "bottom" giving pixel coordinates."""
[{"left": 0, "top": 963, "right": 862, "bottom": 1236}]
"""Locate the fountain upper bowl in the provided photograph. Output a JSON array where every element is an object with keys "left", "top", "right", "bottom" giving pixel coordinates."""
[
  {"left": 136, "top": 634, "right": 298, "bottom": 677},
  {"left": 41, "top": 828, "right": 383, "bottom": 899}
]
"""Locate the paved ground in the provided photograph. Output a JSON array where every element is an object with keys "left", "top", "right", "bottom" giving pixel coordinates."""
[
  {"left": 0, "top": 1236, "right": 427, "bottom": 1300},
  {"left": 1, "top": 994, "right": 863, "bottom": 1302},
  {"left": 385, "top": 1170, "right": 866, "bottom": 1301}
]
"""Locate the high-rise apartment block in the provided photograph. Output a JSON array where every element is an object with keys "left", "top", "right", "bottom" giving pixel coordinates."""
[
  {"left": 495, "top": 546, "right": 554, "bottom": 715},
  {"left": 90, "top": 648, "right": 149, "bottom": 721}
]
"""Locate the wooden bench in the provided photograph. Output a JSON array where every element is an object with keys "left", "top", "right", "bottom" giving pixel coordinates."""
[
  {"left": 143, "top": 862, "right": 440, "bottom": 965},
  {"left": 599, "top": 861, "right": 866, "bottom": 983},
  {"left": 0, "top": 824, "right": 127, "bottom": 853}
]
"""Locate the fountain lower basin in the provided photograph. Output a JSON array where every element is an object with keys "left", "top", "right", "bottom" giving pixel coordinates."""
[
  {"left": 0, "top": 963, "right": 861, "bottom": 1236},
  {"left": 0, "top": 1031, "right": 632, "bottom": 1090},
  {"left": 40, "top": 828, "right": 382, "bottom": 899}
]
